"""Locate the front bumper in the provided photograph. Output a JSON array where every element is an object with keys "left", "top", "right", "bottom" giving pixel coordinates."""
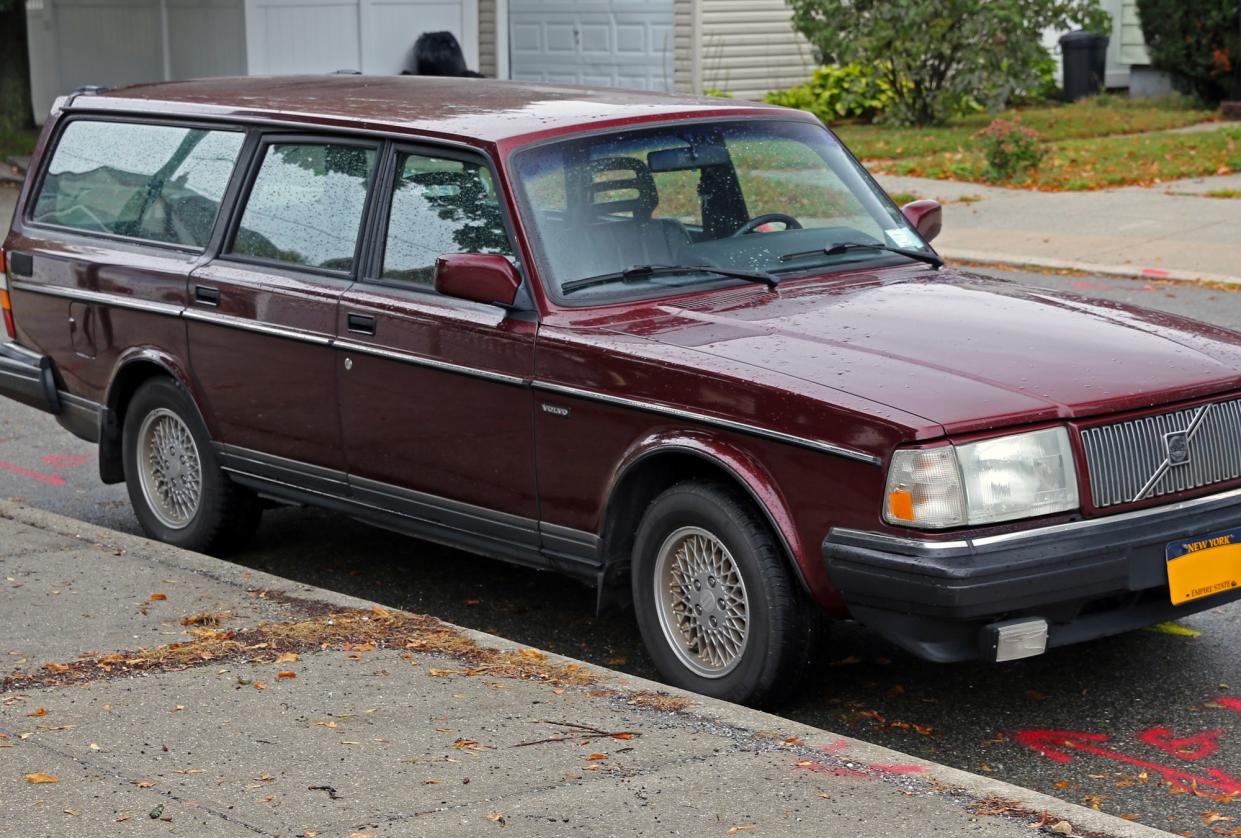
[
  {"left": 0, "top": 341, "right": 61, "bottom": 415},
  {"left": 823, "top": 487, "right": 1241, "bottom": 662}
]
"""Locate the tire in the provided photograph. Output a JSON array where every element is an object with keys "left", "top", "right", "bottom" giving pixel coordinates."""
[
  {"left": 631, "top": 481, "right": 818, "bottom": 707},
  {"left": 122, "top": 377, "right": 262, "bottom": 555}
]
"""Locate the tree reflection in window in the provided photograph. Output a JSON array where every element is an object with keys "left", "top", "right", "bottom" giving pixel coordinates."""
[
  {"left": 230, "top": 143, "right": 376, "bottom": 271},
  {"left": 381, "top": 153, "right": 513, "bottom": 285}
]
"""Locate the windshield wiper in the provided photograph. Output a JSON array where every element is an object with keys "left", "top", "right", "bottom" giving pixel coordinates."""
[
  {"left": 778, "top": 241, "right": 944, "bottom": 270},
  {"left": 561, "top": 263, "right": 780, "bottom": 295}
]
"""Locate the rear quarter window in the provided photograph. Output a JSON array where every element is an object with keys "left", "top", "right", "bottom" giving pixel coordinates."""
[{"left": 30, "top": 120, "right": 244, "bottom": 249}]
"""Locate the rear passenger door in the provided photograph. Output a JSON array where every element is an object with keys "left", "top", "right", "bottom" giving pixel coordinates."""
[
  {"left": 187, "top": 136, "right": 380, "bottom": 485},
  {"left": 334, "top": 145, "right": 542, "bottom": 565}
]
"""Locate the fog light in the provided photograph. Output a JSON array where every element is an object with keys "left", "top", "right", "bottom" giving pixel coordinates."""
[{"left": 983, "top": 618, "right": 1048, "bottom": 662}]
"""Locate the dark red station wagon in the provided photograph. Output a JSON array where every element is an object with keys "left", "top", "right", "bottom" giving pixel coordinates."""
[{"left": 3, "top": 76, "right": 1241, "bottom": 705}]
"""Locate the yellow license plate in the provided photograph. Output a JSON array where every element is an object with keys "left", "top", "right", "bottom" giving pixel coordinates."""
[{"left": 1166, "top": 528, "right": 1241, "bottom": 605}]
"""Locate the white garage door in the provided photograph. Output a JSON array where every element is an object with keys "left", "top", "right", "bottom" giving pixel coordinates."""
[
  {"left": 245, "top": 0, "right": 477, "bottom": 75},
  {"left": 509, "top": 0, "right": 674, "bottom": 91}
]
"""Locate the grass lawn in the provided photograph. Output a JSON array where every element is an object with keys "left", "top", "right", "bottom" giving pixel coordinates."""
[
  {"left": 874, "top": 125, "right": 1241, "bottom": 191},
  {"left": 0, "top": 128, "right": 39, "bottom": 163},
  {"left": 833, "top": 96, "right": 1216, "bottom": 162}
]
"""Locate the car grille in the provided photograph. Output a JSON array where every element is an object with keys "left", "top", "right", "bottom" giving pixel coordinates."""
[{"left": 1081, "top": 397, "right": 1241, "bottom": 509}]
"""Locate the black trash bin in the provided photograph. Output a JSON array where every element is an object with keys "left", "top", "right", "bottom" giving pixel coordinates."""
[{"left": 1059, "top": 30, "right": 1109, "bottom": 101}]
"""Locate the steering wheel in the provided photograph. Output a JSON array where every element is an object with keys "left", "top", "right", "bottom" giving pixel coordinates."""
[{"left": 732, "top": 213, "right": 803, "bottom": 236}]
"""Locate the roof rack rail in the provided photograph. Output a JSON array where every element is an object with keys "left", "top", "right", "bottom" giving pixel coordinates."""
[
  {"left": 70, "top": 85, "right": 110, "bottom": 96},
  {"left": 332, "top": 69, "right": 362, "bottom": 75}
]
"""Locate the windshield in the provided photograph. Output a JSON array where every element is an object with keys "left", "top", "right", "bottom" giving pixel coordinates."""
[{"left": 510, "top": 119, "right": 934, "bottom": 304}]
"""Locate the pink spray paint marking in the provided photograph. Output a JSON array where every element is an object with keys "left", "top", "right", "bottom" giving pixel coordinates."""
[
  {"left": 0, "top": 459, "right": 67, "bottom": 486},
  {"left": 1137, "top": 727, "right": 1222, "bottom": 761},
  {"left": 41, "top": 454, "right": 92, "bottom": 468},
  {"left": 1216, "top": 697, "right": 1241, "bottom": 713},
  {"left": 1014, "top": 729, "right": 1241, "bottom": 796},
  {"left": 0, "top": 452, "right": 91, "bottom": 487}
]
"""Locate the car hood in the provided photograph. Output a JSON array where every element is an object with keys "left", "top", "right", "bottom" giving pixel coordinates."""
[{"left": 609, "top": 269, "right": 1241, "bottom": 436}]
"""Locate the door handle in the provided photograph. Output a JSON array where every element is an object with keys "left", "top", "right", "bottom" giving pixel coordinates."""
[
  {"left": 194, "top": 285, "right": 220, "bottom": 306},
  {"left": 347, "top": 313, "right": 376, "bottom": 336}
]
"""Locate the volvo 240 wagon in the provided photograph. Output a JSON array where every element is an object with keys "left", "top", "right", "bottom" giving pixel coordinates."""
[{"left": 3, "top": 77, "right": 1240, "bottom": 705}]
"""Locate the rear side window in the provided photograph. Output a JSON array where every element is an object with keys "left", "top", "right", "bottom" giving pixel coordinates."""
[
  {"left": 31, "top": 120, "right": 244, "bottom": 248},
  {"left": 230, "top": 142, "right": 377, "bottom": 272},
  {"left": 380, "top": 152, "right": 513, "bottom": 285}
]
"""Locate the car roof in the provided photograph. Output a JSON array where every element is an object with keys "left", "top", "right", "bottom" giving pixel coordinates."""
[{"left": 74, "top": 76, "right": 806, "bottom": 147}]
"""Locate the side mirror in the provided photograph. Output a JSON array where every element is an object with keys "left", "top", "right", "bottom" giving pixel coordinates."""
[
  {"left": 900, "top": 199, "right": 943, "bottom": 243},
  {"left": 434, "top": 253, "right": 522, "bottom": 308}
]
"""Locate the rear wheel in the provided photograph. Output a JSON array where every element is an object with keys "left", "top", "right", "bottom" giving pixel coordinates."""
[
  {"left": 122, "top": 378, "right": 261, "bottom": 554},
  {"left": 631, "top": 481, "right": 816, "bottom": 707}
]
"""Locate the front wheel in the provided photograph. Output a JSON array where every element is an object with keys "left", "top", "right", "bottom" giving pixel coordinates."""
[
  {"left": 122, "top": 378, "right": 261, "bottom": 554},
  {"left": 631, "top": 481, "right": 816, "bottom": 707}
]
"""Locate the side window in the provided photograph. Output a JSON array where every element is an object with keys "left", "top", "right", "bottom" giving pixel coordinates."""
[
  {"left": 30, "top": 120, "right": 244, "bottom": 248},
  {"left": 230, "top": 142, "right": 377, "bottom": 272},
  {"left": 380, "top": 152, "right": 513, "bottom": 285}
]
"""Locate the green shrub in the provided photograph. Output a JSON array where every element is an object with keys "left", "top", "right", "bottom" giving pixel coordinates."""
[
  {"left": 765, "top": 63, "right": 894, "bottom": 122},
  {"left": 1135, "top": 0, "right": 1240, "bottom": 105},
  {"left": 785, "top": 0, "right": 1112, "bottom": 126},
  {"left": 978, "top": 119, "right": 1046, "bottom": 181}
]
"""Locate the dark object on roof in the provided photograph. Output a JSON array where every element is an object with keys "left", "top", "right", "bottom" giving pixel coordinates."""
[{"left": 405, "top": 31, "right": 484, "bottom": 78}]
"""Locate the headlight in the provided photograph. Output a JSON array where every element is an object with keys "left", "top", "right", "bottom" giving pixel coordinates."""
[{"left": 883, "top": 427, "right": 1079, "bottom": 529}]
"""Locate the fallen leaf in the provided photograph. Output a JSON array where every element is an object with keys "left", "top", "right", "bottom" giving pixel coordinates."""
[
  {"left": 518, "top": 648, "right": 546, "bottom": 661},
  {"left": 1118, "top": 813, "right": 1141, "bottom": 821},
  {"left": 253, "top": 682, "right": 266, "bottom": 690},
  {"left": 24, "top": 773, "right": 59, "bottom": 784},
  {"left": 135, "top": 780, "right": 156, "bottom": 789},
  {"left": 464, "top": 598, "right": 481, "bottom": 606},
  {"left": 586, "top": 753, "right": 607, "bottom": 761},
  {"left": 612, "top": 732, "right": 635, "bottom": 741},
  {"left": 172, "top": 705, "right": 185, "bottom": 713},
  {"left": 116, "top": 815, "right": 130, "bottom": 822},
  {"left": 345, "top": 833, "right": 373, "bottom": 838},
  {"left": 1203, "top": 812, "right": 1233, "bottom": 825},
  {"left": 89, "top": 743, "right": 101, "bottom": 751},
  {"left": 26, "top": 707, "right": 47, "bottom": 717},
  {"left": 1026, "top": 690, "right": 1050, "bottom": 701},
  {"left": 887, "top": 684, "right": 906, "bottom": 697},
  {"left": 149, "top": 593, "right": 167, "bottom": 601},
  {"left": 371, "top": 606, "right": 390, "bottom": 619},
  {"left": 728, "top": 827, "right": 755, "bottom": 834},
  {"left": 486, "top": 812, "right": 506, "bottom": 826},
  {"left": 44, "top": 662, "right": 70, "bottom": 673},
  {"left": 276, "top": 671, "right": 297, "bottom": 680},
  {"left": 1050, "top": 822, "right": 1073, "bottom": 835},
  {"left": 428, "top": 668, "right": 457, "bottom": 677},
  {"left": 276, "top": 652, "right": 299, "bottom": 664}
]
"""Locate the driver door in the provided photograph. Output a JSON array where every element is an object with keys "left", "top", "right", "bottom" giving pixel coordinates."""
[{"left": 335, "top": 144, "right": 541, "bottom": 564}]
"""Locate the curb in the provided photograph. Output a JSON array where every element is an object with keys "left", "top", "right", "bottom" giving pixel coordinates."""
[
  {"left": 942, "top": 248, "right": 1241, "bottom": 287},
  {"left": 0, "top": 500, "right": 1173, "bottom": 838}
]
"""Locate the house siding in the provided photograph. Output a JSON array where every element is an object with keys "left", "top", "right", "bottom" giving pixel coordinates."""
[
  {"left": 1119, "top": 0, "right": 1150, "bottom": 66},
  {"left": 674, "top": 0, "right": 816, "bottom": 100},
  {"left": 479, "top": 0, "right": 497, "bottom": 77}
]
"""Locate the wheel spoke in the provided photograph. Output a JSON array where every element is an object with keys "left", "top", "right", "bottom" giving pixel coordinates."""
[
  {"left": 136, "top": 409, "right": 203, "bottom": 530},
  {"left": 654, "top": 525, "right": 751, "bottom": 679}
]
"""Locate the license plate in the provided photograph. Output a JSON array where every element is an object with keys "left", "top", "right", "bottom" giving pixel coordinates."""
[{"left": 1166, "top": 527, "right": 1241, "bottom": 605}]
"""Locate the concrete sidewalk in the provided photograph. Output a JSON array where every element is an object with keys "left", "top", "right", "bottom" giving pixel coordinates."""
[
  {"left": 0, "top": 501, "right": 1167, "bottom": 838},
  {"left": 876, "top": 172, "right": 1241, "bottom": 285}
]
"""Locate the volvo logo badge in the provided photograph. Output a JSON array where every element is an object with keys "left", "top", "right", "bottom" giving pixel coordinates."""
[{"left": 1164, "top": 430, "right": 1191, "bottom": 467}]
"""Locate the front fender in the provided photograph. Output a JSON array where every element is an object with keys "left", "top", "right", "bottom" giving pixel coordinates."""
[{"left": 607, "top": 430, "right": 845, "bottom": 612}]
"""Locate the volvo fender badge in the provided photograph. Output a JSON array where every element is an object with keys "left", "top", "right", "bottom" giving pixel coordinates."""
[{"left": 541, "top": 403, "right": 571, "bottom": 418}]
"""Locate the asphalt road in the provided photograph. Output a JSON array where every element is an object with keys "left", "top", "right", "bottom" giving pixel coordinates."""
[{"left": 3, "top": 268, "right": 1241, "bottom": 836}]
